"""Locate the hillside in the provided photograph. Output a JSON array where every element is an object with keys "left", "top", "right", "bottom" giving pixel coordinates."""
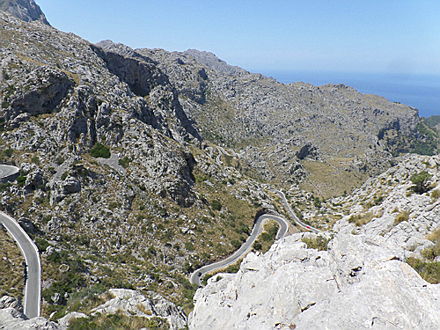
[{"left": 0, "top": 11, "right": 277, "bottom": 323}]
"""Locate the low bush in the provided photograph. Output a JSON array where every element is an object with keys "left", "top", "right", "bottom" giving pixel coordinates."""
[
  {"left": 210, "top": 200, "right": 222, "bottom": 211},
  {"left": 406, "top": 257, "right": 440, "bottom": 284},
  {"left": 302, "top": 236, "right": 330, "bottom": 251},
  {"left": 118, "top": 157, "right": 130, "bottom": 168},
  {"left": 90, "top": 143, "right": 111, "bottom": 159},
  {"left": 410, "top": 171, "right": 432, "bottom": 194}
]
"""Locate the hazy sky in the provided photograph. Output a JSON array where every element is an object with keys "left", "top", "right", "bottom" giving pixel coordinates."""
[{"left": 37, "top": 0, "right": 440, "bottom": 75}]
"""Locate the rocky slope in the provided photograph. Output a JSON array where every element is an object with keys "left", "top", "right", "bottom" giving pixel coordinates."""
[
  {"left": 0, "top": 0, "right": 49, "bottom": 25},
  {"left": 189, "top": 154, "right": 440, "bottom": 329},
  {"left": 134, "top": 47, "right": 437, "bottom": 196}
]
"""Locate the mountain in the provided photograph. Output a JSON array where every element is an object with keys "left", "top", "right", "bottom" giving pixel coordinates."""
[
  {"left": 135, "top": 46, "right": 437, "bottom": 197},
  {"left": 0, "top": 0, "right": 49, "bottom": 25},
  {"left": 426, "top": 115, "right": 440, "bottom": 134}
]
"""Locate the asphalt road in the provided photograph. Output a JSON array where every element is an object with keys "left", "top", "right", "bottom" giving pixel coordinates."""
[
  {"left": 276, "top": 190, "right": 321, "bottom": 234},
  {"left": 190, "top": 214, "right": 289, "bottom": 286},
  {"left": 0, "top": 165, "right": 41, "bottom": 318},
  {"left": 0, "top": 164, "right": 19, "bottom": 181}
]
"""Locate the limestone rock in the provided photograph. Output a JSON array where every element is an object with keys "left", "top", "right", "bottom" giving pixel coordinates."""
[
  {"left": 0, "top": 307, "right": 61, "bottom": 330},
  {"left": 190, "top": 232, "right": 440, "bottom": 329},
  {"left": 90, "top": 289, "right": 187, "bottom": 330}
]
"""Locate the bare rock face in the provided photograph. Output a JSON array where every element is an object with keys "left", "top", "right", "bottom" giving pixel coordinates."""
[
  {"left": 3, "top": 66, "right": 73, "bottom": 120},
  {"left": 0, "top": 0, "right": 49, "bottom": 25},
  {"left": 296, "top": 142, "right": 320, "bottom": 160},
  {"left": 190, "top": 234, "right": 440, "bottom": 329}
]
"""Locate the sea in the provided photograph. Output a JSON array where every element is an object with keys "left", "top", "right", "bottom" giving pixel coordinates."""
[{"left": 259, "top": 71, "right": 440, "bottom": 118}]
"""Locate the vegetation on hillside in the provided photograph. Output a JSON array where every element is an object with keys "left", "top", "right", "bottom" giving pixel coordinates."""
[
  {"left": 90, "top": 143, "right": 111, "bottom": 159},
  {"left": 410, "top": 171, "right": 433, "bottom": 194},
  {"left": 406, "top": 228, "right": 440, "bottom": 284}
]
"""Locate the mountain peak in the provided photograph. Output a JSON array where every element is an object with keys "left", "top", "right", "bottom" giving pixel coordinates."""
[
  {"left": 0, "top": 0, "right": 50, "bottom": 25},
  {"left": 183, "top": 48, "right": 245, "bottom": 75}
]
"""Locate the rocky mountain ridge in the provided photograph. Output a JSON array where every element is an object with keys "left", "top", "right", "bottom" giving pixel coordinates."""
[{"left": 0, "top": 0, "right": 49, "bottom": 25}]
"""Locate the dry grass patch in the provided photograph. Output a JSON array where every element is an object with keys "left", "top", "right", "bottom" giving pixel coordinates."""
[
  {"left": 430, "top": 190, "right": 440, "bottom": 202},
  {"left": 394, "top": 211, "right": 410, "bottom": 226},
  {"left": 348, "top": 212, "right": 375, "bottom": 227},
  {"left": 427, "top": 228, "right": 440, "bottom": 242},
  {"left": 0, "top": 226, "right": 24, "bottom": 299},
  {"left": 300, "top": 158, "right": 366, "bottom": 198},
  {"left": 302, "top": 235, "right": 330, "bottom": 251}
]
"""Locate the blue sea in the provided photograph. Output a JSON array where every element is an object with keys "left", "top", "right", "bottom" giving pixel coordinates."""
[{"left": 260, "top": 71, "right": 440, "bottom": 117}]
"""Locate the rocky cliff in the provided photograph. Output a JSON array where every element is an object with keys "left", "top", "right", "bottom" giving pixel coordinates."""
[
  {"left": 0, "top": 0, "right": 49, "bottom": 25},
  {"left": 190, "top": 154, "right": 440, "bottom": 329}
]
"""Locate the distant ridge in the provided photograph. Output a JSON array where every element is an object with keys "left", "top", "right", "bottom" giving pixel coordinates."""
[{"left": 0, "top": 0, "right": 50, "bottom": 25}]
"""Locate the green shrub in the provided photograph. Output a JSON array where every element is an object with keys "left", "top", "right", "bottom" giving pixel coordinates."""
[
  {"left": 253, "top": 241, "right": 262, "bottom": 251},
  {"left": 313, "top": 196, "right": 322, "bottom": 208},
  {"left": 410, "top": 171, "right": 432, "bottom": 194},
  {"left": 0, "top": 182, "right": 11, "bottom": 192},
  {"left": 35, "top": 237, "right": 50, "bottom": 252},
  {"left": 210, "top": 200, "right": 222, "bottom": 211},
  {"left": 118, "top": 157, "right": 130, "bottom": 168},
  {"left": 16, "top": 175, "right": 26, "bottom": 186},
  {"left": 90, "top": 143, "right": 111, "bottom": 159},
  {"left": 231, "top": 239, "right": 242, "bottom": 249}
]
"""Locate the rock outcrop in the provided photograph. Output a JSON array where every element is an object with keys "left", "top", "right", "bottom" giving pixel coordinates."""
[
  {"left": 0, "top": 296, "right": 60, "bottom": 329},
  {"left": 0, "top": 0, "right": 49, "bottom": 25},
  {"left": 59, "top": 289, "right": 187, "bottom": 329}
]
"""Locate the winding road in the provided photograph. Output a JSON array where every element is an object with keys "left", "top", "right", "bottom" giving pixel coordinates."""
[
  {"left": 189, "top": 189, "right": 322, "bottom": 286},
  {"left": 275, "top": 190, "right": 321, "bottom": 234},
  {"left": 190, "top": 214, "right": 290, "bottom": 286},
  {"left": 0, "top": 165, "right": 41, "bottom": 318}
]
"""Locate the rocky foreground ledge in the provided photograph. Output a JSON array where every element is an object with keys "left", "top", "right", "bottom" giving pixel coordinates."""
[{"left": 189, "top": 155, "right": 440, "bottom": 329}]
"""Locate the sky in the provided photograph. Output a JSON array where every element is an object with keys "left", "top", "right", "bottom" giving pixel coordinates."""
[{"left": 37, "top": 0, "right": 440, "bottom": 75}]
